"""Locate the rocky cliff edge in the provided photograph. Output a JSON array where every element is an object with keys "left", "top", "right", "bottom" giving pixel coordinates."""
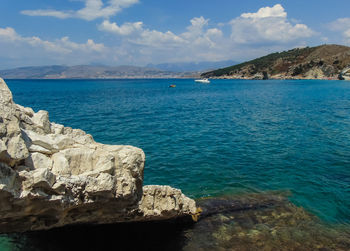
[{"left": 0, "top": 78, "right": 196, "bottom": 233}]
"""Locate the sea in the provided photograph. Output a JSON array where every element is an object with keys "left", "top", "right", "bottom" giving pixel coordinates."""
[{"left": 0, "top": 79, "right": 349, "bottom": 250}]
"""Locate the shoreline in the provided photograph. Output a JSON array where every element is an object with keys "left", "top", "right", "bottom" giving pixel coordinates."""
[
  {"left": 2, "top": 77, "right": 346, "bottom": 80},
  {"left": 208, "top": 75, "right": 342, "bottom": 81}
]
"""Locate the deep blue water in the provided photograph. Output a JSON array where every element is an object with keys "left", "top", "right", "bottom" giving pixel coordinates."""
[{"left": 4, "top": 79, "right": 350, "bottom": 225}]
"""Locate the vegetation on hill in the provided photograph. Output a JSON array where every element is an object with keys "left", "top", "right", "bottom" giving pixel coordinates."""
[{"left": 202, "top": 44, "right": 350, "bottom": 79}]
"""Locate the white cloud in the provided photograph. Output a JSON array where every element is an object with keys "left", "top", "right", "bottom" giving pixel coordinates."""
[
  {"left": 230, "top": 4, "right": 314, "bottom": 44},
  {"left": 4, "top": 4, "right": 319, "bottom": 68},
  {"left": 97, "top": 16, "right": 228, "bottom": 63},
  {"left": 345, "top": 29, "right": 350, "bottom": 38},
  {"left": 328, "top": 18, "right": 350, "bottom": 44},
  {"left": 0, "top": 27, "right": 105, "bottom": 53},
  {"left": 99, "top": 20, "right": 185, "bottom": 47},
  {"left": 0, "top": 27, "right": 107, "bottom": 68},
  {"left": 0, "top": 27, "right": 67, "bottom": 53},
  {"left": 101, "top": 16, "right": 222, "bottom": 49},
  {"left": 182, "top": 16, "right": 210, "bottom": 40},
  {"left": 98, "top": 20, "right": 143, "bottom": 35},
  {"left": 21, "top": 9, "right": 72, "bottom": 19},
  {"left": 97, "top": 5, "right": 316, "bottom": 64},
  {"left": 179, "top": 18, "right": 224, "bottom": 49},
  {"left": 59, "top": 36, "right": 105, "bottom": 52},
  {"left": 190, "top": 16, "right": 209, "bottom": 28},
  {"left": 135, "top": 29, "right": 185, "bottom": 47},
  {"left": 21, "top": 0, "right": 139, "bottom": 21},
  {"left": 0, "top": 27, "right": 20, "bottom": 41},
  {"left": 328, "top": 18, "right": 350, "bottom": 30},
  {"left": 241, "top": 4, "right": 286, "bottom": 19}
]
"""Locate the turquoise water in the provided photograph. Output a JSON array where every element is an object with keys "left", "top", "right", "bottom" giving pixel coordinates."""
[
  {"left": 2, "top": 79, "right": 350, "bottom": 250},
  {"left": 2, "top": 78, "right": 350, "bottom": 249},
  {"left": 4, "top": 79, "right": 350, "bottom": 225}
]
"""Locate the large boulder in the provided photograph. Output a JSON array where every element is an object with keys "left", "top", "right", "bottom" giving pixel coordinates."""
[{"left": 0, "top": 78, "right": 196, "bottom": 233}]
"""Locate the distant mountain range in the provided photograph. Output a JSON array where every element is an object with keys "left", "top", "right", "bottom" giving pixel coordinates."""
[
  {"left": 0, "top": 65, "right": 189, "bottom": 79},
  {"left": 147, "top": 60, "right": 238, "bottom": 72},
  {"left": 202, "top": 44, "right": 350, "bottom": 80},
  {"left": 0, "top": 60, "right": 239, "bottom": 79}
]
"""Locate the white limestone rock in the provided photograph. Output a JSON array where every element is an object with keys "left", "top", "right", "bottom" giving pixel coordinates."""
[
  {"left": 0, "top": 78, "right": 12, "bottom": 104},
  {"left": 32, "top": 110, "right": 51, "bottom": 134},
  {"left": 25, "top": 152, "right": 53, "bottom": 170},
  {"left": 0, "top": 78, "right": 197, "bottom": 233},
  {"left": 139, "top": 185, "right": 197, "bottom": 220}
]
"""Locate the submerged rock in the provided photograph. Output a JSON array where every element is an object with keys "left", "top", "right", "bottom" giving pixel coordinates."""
[
  {"left": 0, "top": 78, "right": 196, "bottom": 233},
  {"left": 5, "top": 192, "right": 350, "bottom": 251},
  {"left": 183, "top": 193, "right": 350, "bottom": 251}
]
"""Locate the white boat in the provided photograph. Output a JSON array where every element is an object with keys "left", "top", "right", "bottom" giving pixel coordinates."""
[{"left": 195, "top": 78, "right": 210, "bottom": 84}]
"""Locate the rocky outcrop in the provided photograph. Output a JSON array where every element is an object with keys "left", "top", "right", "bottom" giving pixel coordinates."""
[
  {"left": 0, "top": 78, "right": 196, "bottom": 233},
  {"left": 339, "top": 66, "right": 350, "bottom": 80}
]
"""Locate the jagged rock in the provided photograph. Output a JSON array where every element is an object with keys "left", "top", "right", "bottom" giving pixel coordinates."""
[
  {"left": 0, "top": 78, "right": 197, "bottom": 233},
  {"left": 139, "top": 185, "right": 197, "bottom": 220},
  {"left": 31, "top": 110, "right": 51, "bottom": 134}
]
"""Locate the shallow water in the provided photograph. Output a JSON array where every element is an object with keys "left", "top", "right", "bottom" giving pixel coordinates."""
[
  {"left": 1, "top": 193, "right": 350, "bottom": 251},
  {"left": 186, "top": 193, "right": 350, "bottom": 251},
  {"left": 1, "top": 79, "right": 350, "bottom": 250}
]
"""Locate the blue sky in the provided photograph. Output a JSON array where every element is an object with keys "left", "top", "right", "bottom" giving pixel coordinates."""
[{"left": 0, "top": 0, "right": 350, "bottom": 69}]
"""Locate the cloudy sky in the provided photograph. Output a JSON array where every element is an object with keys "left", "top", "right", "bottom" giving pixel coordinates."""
[{"left": 0, "top": 0, "right": 350, "bottom": 69}]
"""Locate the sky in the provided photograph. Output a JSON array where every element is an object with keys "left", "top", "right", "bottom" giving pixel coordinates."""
[{"left": 0, "top": 0, "right": 350, "bottom": 69}]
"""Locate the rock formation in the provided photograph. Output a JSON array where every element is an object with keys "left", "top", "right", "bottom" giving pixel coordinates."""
[{"left": 0, "top": 78, "right": 196, "bottom": 233}]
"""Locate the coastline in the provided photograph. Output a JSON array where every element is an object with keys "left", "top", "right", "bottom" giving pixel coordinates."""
[
  {"left": 1, "top": 76, "right": 200, "bottom": 80},
  {"left": 207, "top": 75, "right": 342, "bottom": 81},
  {"left": 1, "top": 76, "right": 345, "bottom": 81}
]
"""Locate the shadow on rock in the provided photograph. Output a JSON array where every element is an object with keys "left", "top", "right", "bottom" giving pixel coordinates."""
[{"left": 8, "top": 218, "right": 193, "bottom": 251}]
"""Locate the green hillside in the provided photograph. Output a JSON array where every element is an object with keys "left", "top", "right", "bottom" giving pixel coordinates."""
[{"left": 202, "top": 44, "right": 350, "bottom": 79}]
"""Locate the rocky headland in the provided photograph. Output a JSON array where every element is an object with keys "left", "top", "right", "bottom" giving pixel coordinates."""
[
  {"left": 202, "top": 44, "right": 350, "bottom": 80},
  {"left": 0, "top": 78, "right": 196, "bottom": 233}
]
